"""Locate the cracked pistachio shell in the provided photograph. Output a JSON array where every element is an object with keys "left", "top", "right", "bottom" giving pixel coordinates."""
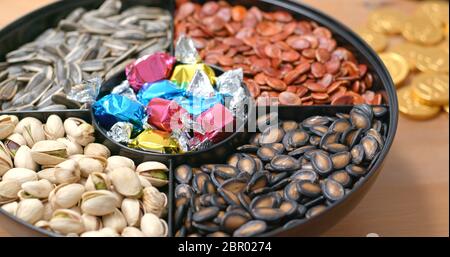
[
  {"left": 0, "top": 115, "right": 18, "bottom": 140},
  {"left": 50, "top": 209, "right": 85, "bottom": 235},
  {"left": 81, "top": 227, "right": 119, "bottom": 237},
  {"left": 13, "top": 117, "right": 40, "bottom": 134},
  {"left": 31, "top": 140, "right": 68, "bottom": 166},
  {"left": 0, "top": 180, "right": 21, "bottom": 200},
  {"left": 142, "top": 186, "right": 167, "bottom": 217},
  {"left": 122, "top": 227, "right": 145, "bottom": 237},
  {"left": 121, "top": 198, "right": 141, "bottom": 227},
  {"left": 16, "top": 199, "right": 44, "bottom": 224},
  {"left": 21, "top": 121, "right": 46, "bottom": 148},
  {"left": 138, "top": 175, "right": 153, "bottom": 188},
  {"left": 105, "top": 156, "right": 135, "bottom": 173},
  {"left": 0, "top": 141, "right": 13, "bottom": 176},
  {"left": 49, "top": 183, "right": 85, "bottom": 209},
  {"left": 54, "top": 159, "right": 81, "bottom": 184},
  {"left": 37, "top": 168, "right": 57, "bottom": 184},
  {"left": 81, "top": 190, "right": 118, "bottom": 216},
  {"left": 14, "top": 145, "right": 38, "bottom": 171},
  {"left": 84, "top": 143, "right": 111, "bottom": 159},
  {"left": 78, "top": 156, "right": 106, "bottom": 178},
  {"left": 85, "top": 172, "right": 111, "bottom": 191},
  {"left": 140, "top": 213, "right": 168, "bottom": 237},
  {"left": 44, "top": 115, "right": 65, "bottom": 140},
  {"left": 81, "top": 213, "right": 102, "bottom": 232},
  {"left": 136, "top": 162, "right": 169, "bottom": 188},
  {"left": 4, "top": 133, "right": 26, "bottom": 157},
  {"left": 35, "top": 220, "right": 51, "bottom": 230},
  {"left": 64, "top": 118, "right": 95, "bottom": 146},
  {"left": 102, "top": 208, "right": 127, "bottom": 233},
  {"left": 20, "top": 179, "right": 53, "bottom": 199},
  {"left": 1, "top": 201, "right": 18, "bottom": 215},
  {"left": 2, "top": 168, "right": 37, "bottom": 185},
  {"left": 42, "top": 202, "right": 54, "bottom": 221},
  {"left": 109, "top": 167, "right": 142, "bottom": 198},
  {"left": 56, "top": 138, "right": 83, "bottom": 156}
]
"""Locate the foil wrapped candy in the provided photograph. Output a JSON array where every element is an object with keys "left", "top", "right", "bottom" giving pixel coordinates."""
[
  {"left": 126, "top": 52, "right": 176, "bottom": 92},
  {"left": 129, "top": 129, "right": 180, "bottom": 154},
  {"left": 137, "top": 80, "right": 184, "bottom": 106},
  {"left": 107, "top": 122, "right": 134, "bottom": 144},
  {"left": 170, "top": 63, "right": 215, "bottom": 89},
  {"left": 175, "top": 35, "right": 201, "bottom": 64},
  {"left": 92, "top": 94, "right": 145, "bottom": 131}
]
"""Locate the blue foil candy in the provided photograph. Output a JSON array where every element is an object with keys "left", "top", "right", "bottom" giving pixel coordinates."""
[
  {"left": 137, "top": 80, "right": 184, "bottom": 106},
  {"left": 173, "top": 94, "right": 224, "bottom": 116},
  {"left": 93, "top": 94, "right": 145, "bottom": 131}
]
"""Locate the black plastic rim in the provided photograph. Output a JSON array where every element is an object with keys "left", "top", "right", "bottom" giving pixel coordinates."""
[{"left": 0, "top": 0, "right": 399, "bottom": 237}]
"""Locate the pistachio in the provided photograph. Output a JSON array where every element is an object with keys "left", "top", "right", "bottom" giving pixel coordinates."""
[
  {"left": 0, "top": 141, "right": 13, "bottom": 176},
  {"left": 121, "top": 226, "right": 145, "bottom": 237},
  {"left": 37, "top": 168, "right": 58, "bottom": 184},
  {"left": 13, "top": 117, "right": 41, "bottom": 134},
  {"left": 136, "top": 161, "right": 169, "bottom": 187},
  {"left": 2, "top": 168, "right": 37, "bottom": 185},
  {"left": 142, "top": 186, "right": 167, "bottom": 218},
  {"left": 81, "top": 227, "right": 119, "bottom": 237},
  {"left": 121, "top": 198, "right": 141, "bottom": 227},
  {"left": 140, "top": 213, "right": 168, "bottom": 237},
  {"left": 44, "top": 115, "right": 65, "bottom": 140},
  {"left": 105, "top": 156, "right": 135, "bottom": 173},
  {"left": 16, "top": 199, "right": 44, "bottom": 224},
  {"left": 109, "top": 167, "right": 142, "bottom": 198},
  {"left": 0, "top": 115, "right": 18, "bottom": 140},
  {"left": 138, "top": 175, "right": 153, "bottom": 188},
  {"left": 85, "top": 172, "right": 111, "bottom": 191},
  {"left": 50, "top": 209, "right": 85, "bottom": 235},
  {"left": 81, "top": 213, "right": 102, "bottom": 232},
  {"left": 4, "top": 133, "right": 26, "bottom": 157},
  {"left": 49, "top": 183, "right": 85, "bottom": 209},
  {"left": 35, "top": 220, "right": 51, "bottom": 230},
  {"left": 20, "top": 179, "right": 53, "bottom": 199},
  {"left": 77, "top": 156, "right": 106, "bottom": 177},
  {"left": 81, "top": 190, "right": 118, "bottom": 216},
  {"left": 64, "top": 117, "right": 95, "bottom": 146},
  {"left": 1, "top": 201, "right": 18, "bottom": 215},
  {"left": 84, "top": 143, "right": 111, "bottom": 159},
  {"left": 56, "top": 138, "right": 83, "bottom": 156},
  {"left": 54, "top": 159, "right": 81, "bottom": 184},
  {"left": 22, "top": 120, "right": 46, "bottom": 147},
  {"left": 0, "top": 180, "right": 21, "bottom": 203},
  {"left": 31, "top": 140, "right": 68, "bottom": 166},
  {"left": 14, "top": 145, "right": 38, "bottom": 171},
  {"left": 102, "top": 208, "right": 127, "bottom": 233},
  {"left": 42, "top": 202, "right": 54, "bottom": 221}
]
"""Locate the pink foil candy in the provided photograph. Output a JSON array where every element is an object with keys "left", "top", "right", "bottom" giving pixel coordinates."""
[
  {"left": 126, "top": 52, "right": 176, "bottom": 91},
  {"left": 147, "top": 98, "right": 187, "bottom": 132},
  {"left": 194, "top": 103, "right": 235, "bottom": 144}
]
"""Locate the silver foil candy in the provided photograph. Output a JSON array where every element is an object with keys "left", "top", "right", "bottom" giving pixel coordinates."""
[
  {"left": 107, "top": 122, "right": 133, "bottom": 144},
  {"left": 186, "top": 69, "right": 216, "bottom": 99},
  {"left": 175, "top": 35, "right": 201, "bottom": 64},
  {"left": 111, "top": 80, "right": 138, "bottom": 102},
  {"left": 67, "top": 77, "right": 101, "bottom": 104}
]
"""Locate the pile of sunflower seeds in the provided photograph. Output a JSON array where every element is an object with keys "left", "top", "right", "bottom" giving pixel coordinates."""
[{"left": 0, "top": 0, "right": 171, "bottom": 111}]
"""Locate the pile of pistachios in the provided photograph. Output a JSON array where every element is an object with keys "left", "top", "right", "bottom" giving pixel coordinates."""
[{"left": 0, "top": 114, "right": 169, "bottom": 237}]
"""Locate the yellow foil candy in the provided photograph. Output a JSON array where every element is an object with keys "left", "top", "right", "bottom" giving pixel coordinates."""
[
  {"left": 170, "top": 63, "right": 216, "bottom": 89},
  {"left": 129, "top": 129, "right": 181, "bottom": 153}
]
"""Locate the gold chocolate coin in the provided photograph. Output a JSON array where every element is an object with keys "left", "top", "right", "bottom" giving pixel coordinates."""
[
  {"left": 391, "top": 42, "right": 424, "bottom": 70},
  {"left": 398, "top": 86, "right": 441, "bottom": 120},
  {"left": 402, "top": 17, "right": 444, "bottom": 45},
  {"left": 415, "top": 47, "right": 449, "bottom": 73},
  {"left": 415, "top": 1, "right": 449, "bottom": 27},
  {"left": 412, "top": 72, "right": 449, "bottom": 106},
  {"left": 368, "top": 8, "right": 407, "bottom": 35},
  {"left": 357, "top": 28, "right": 388, "bottom": 52},
  {"left": 380, "top": 52, "right": 410, "bottom": 86}
]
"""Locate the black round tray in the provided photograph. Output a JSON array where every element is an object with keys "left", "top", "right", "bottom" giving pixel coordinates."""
[
  {"left": 0, "top": 0, "right": 398, "bottom": 237},
  {"left": 93, "top": 66, "right": 252, "bottom": 166}
]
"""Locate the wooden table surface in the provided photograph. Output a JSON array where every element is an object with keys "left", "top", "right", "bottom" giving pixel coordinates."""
[{"left": 0, "top": 0, "right": 448, "bottom": 237}]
